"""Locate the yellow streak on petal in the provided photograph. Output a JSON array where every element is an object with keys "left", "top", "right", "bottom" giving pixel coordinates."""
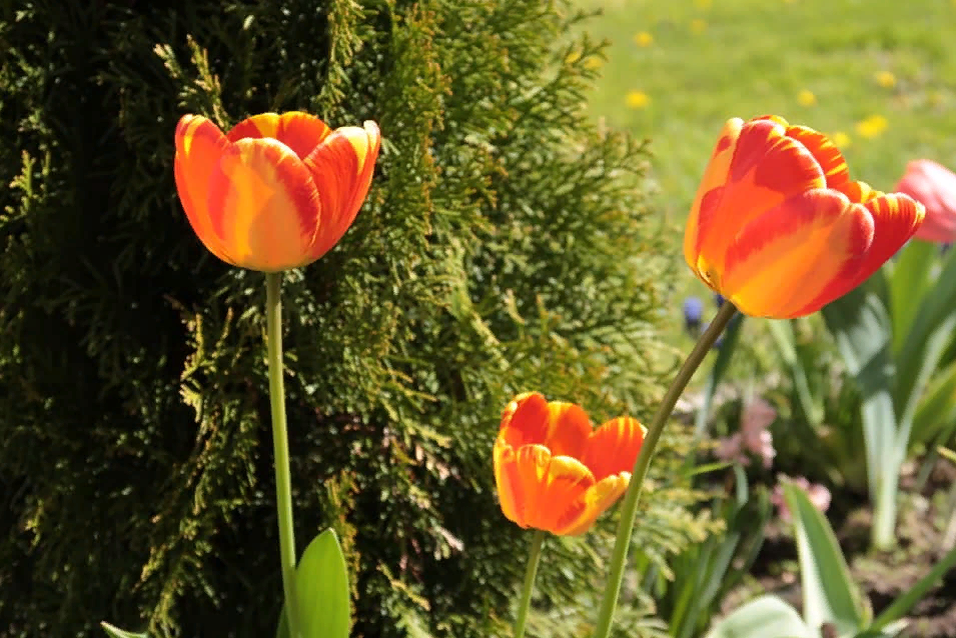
[
  {"left": 213, "top": 138, "right": 319, "bottom": 271},
  {"left": 557, "top": 474, "right": 629, "bottom": 536},
  {"left": 722, "top": 190, "right": 873, "bottom": 318}
]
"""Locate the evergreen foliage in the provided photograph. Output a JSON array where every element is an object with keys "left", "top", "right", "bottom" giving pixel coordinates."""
[{"left": 0, "top": 1, "right": 712, "bottom": 635}]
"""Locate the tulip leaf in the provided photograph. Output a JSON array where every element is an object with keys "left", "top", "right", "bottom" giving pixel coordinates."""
[
  {"left": 703, "top": 595, "right": 813, "bottom": 638},
  {"left": 821, "top": 285, "right": 898, "bottom": 516},
  {"left": 100, "top": 622, "right": 149, "bottom": 638},
  {"left": 895, "top": 245, "right": 956, "bottom": 419},
  {"left": 910, "top": 359, "right": 956, "bottom": 448},
  {"left": 886, "top": 240, "right": 936, "bottom": 354},
  {"left": 276, "top": 529, "right": 351, "bottom": 638},
  {"left": 768, "top": 318, "right": 822, "bottom": 428},
  {"left": 783, "top": 483, "right": 870, "bottom": 636}
]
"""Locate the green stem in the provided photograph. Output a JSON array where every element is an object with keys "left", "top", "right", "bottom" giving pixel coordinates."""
[
  {"left": 591, "top": 301, "right": 738, "bottom": 638},
  {"left": 266, "top": 272, "right": 301, "bottom": 638},
  {"left": 514, "top": 529, "right": 546, "bottom": 638},
  {"left": 871, "top": 464, "right": 900, "bottom": 550}
]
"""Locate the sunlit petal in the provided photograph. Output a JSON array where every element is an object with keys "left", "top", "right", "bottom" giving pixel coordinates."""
[
  {"left": 722, "top": 189, "right": 873, "bottom": 318},
  {"left": 174, "top": 115, "right": 236, "bottom": 265},
  {"left": 227, "top": 111, "right": 332, "bottom": 159},
  {"left": 557, "top": 475, "right": 629, "bottom": 536},
  {"left": 207, "top": 138, "right": 321, "bottom": 272},
  {"left": 581, "top": 417, "right": 646, "bottom": 481},
  {"left": 304, "top": 121, "right": 381, "bottom": 259},
  {"left": 790, "top": 193, "right": 924, "bottom": 316}
]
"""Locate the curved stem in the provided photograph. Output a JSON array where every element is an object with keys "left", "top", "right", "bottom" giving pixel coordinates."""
[
  {"left": 591, "top": 301, "right": 738, "bottom": 638},
  {"left": 266, "top": 272, "right": 301, "bottom": 638},
  {"left": 514, "top": 530, "right": 546, "bottom": 638}
]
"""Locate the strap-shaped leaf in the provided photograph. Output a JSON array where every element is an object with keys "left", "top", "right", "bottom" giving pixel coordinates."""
[
  {"left": 703, "top": 595, "right": 813, "bottom": 638},
  {"left": 783, "top": 483, "right": 870, "bottom": 636},
  {"left": 276, "top": 529, "right": 351, "bottom": 638},
  {"left": 886, "top": 240, "right": 936, "bottom": 355}
]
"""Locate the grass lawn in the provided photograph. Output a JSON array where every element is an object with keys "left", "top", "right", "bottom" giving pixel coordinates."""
[{"left": 570, "top": 0, "right": 956, "bottom": 346}]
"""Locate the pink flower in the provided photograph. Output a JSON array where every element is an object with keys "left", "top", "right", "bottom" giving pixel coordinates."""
[
  {"left": 714, "top": 398, "right": 777, "bottom": 469},
  {"left": 771, "top": 476, "right": 832, "bottom": 522},
  {"left": 895, "top": 160, "right": 956, "bottom": 244}
]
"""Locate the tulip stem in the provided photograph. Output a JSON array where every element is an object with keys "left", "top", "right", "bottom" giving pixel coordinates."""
[
  {"left": 591, "top": 301, "right": 738, "bottom": 638},
  {"left": 514, "top": 529, "right": 546, "bottom": 638},
  {"left": 266, "top": 272, "right": 301, "bottom": 638}
]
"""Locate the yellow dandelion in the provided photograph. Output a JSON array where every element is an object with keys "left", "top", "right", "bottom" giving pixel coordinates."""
[
  {"left": 584, "top": 56, "right": 604, "bottom": 70},
  {"left": 565, "top": 50, "right": 581, "bottom": 64},
  {"left": 855, "top": 115, "right": 888, "bottom": 139},
  {"left": 830, "top": 131, "right": 851, "bottom": 149},
  {"left": 875, "top": 71, "right": 896, "bottom": 88},
  {"left": 694, "top": 0, "right": 712, "bottom": 9},
  {"left": 690, "top": 18, "right": 707, "bottom": 34},
  {"left": 626, "top": 90, "right": 651, "bottom": 109},
  {"left": 797, "top": 89, "right": 816, "bottom": 106},
  {"left": 928, "top": 91, "right": 943, "bottom": 107},
  {"left": 634, "top": 31, "right": 654, "bottom": 47}
]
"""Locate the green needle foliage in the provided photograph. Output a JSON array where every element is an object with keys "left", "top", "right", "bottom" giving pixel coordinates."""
[{"left": 1, "top": 1, "right": 709, "bottom": 636}]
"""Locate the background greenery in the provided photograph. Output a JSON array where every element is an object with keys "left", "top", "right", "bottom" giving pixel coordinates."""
[{"left": 0, "top": 1, "right": 711, "bottom": 636}]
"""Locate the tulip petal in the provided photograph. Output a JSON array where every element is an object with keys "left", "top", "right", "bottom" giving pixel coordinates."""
[
  {"left": 499, "top": 392, "right": 590, "bottom": 459},
  {"left": 896, "top": 160, "right": 956, "bottom": 244},
  {"left": 303, "top": 121, "right": 382, "bottom": 259},
  {"left": 721, "top": 189, "right": 874, "bottom": 318},
  {"left": 689, "top": 118, "right": 828, "bottom": 288},
  {"left": 227, "top": 111, "right": 332, "bottom": 159},
  {"left": 206, "top": 138, "right": 322, "bottom": 272},
  {"left": 790, "top": 193, "right": 924, "bottom": 316},
  {"left": 784, "top": 125, "right": 850, "bottom": 187},
  {"left": 544, "top": 402, "right": 591, "bottom": 459},
  {"left": 557, "top": 474, "right": 629, "bottom": 536},
  {"left": 492, "top": 440, "right": 524, "bottom": 526},
  {"left": 581, "top": 417, "right": 646, "bottom": 481},
  {"left": 833, "top": 180, "right": 880, "bottom": 203},
  {"left": 685, "top": 117, "right": 742, "bottom": 277},
  {"left": 174, "top": 115, "right": 237, "bottom": 265},
  {"left": 493, "top": 442, "right": 594, "bottom": 532}
]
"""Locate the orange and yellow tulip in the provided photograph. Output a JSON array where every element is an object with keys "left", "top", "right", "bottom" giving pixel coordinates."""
[
  {"left": 174, "top": 111, "right": 381, "bottom": 272},
  {"left": 493, "top": 392, "right": 646, "bottom": 536},
  {"left": 685, "top": 115, "right": 925, "bottom": 318}
]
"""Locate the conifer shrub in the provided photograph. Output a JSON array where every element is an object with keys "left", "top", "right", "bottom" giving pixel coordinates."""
[{"left": 0, "top": 1, "right": 713, "bottom": 636}]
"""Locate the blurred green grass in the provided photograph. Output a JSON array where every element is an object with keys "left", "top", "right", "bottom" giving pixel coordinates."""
[{"left": 570, "top": 0, "right": 956, "bottom": 350}]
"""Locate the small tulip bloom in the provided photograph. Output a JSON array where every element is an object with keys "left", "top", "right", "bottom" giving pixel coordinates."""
[
  {"left": 493, "top": 392, "right": 646, "bottom": 536},
  {"left": 895, "top": 159, "right": 956, "bottom": 244},
  {"left": 174, "top": 111, "right": 381, "bottom": 272},
  {"left": 685, "top": 115, "right": 924, "bottom": 318}
]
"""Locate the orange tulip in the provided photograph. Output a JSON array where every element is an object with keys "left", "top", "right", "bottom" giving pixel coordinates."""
[
  {"left": 174, "top": 111, "right": 381, "bottom": 272},
  {"left": 493, "top": 392, "right": 646, "bottom": 536},
  {"left": 685, "top": 115, "right": 925, "bottom": 318}
]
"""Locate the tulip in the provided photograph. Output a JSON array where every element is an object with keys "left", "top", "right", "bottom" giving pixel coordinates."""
[
  {"left": 493, "top": 392, "right": 646, "bottom": 536},
  {"left": 684, "top": 115, "right": 925, "bottom": 318},
  {"left": 894, "top": 159, "right": 956, "bottom": 244},
  {"left": 174, "top": 111, "right": 381, "bottom": 272}
]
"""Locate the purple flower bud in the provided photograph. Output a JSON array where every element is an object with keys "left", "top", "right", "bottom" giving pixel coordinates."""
[{"left": 683, "top": 297, "right": 703, "bottom": 334}]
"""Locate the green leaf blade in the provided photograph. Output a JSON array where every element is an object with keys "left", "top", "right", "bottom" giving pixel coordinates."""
[
  {"left": 276, "top": 529, "right": 351, "bottom": 638},
  {"left": 783, "top": 483, "right": 870, "bottom": 636}
]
